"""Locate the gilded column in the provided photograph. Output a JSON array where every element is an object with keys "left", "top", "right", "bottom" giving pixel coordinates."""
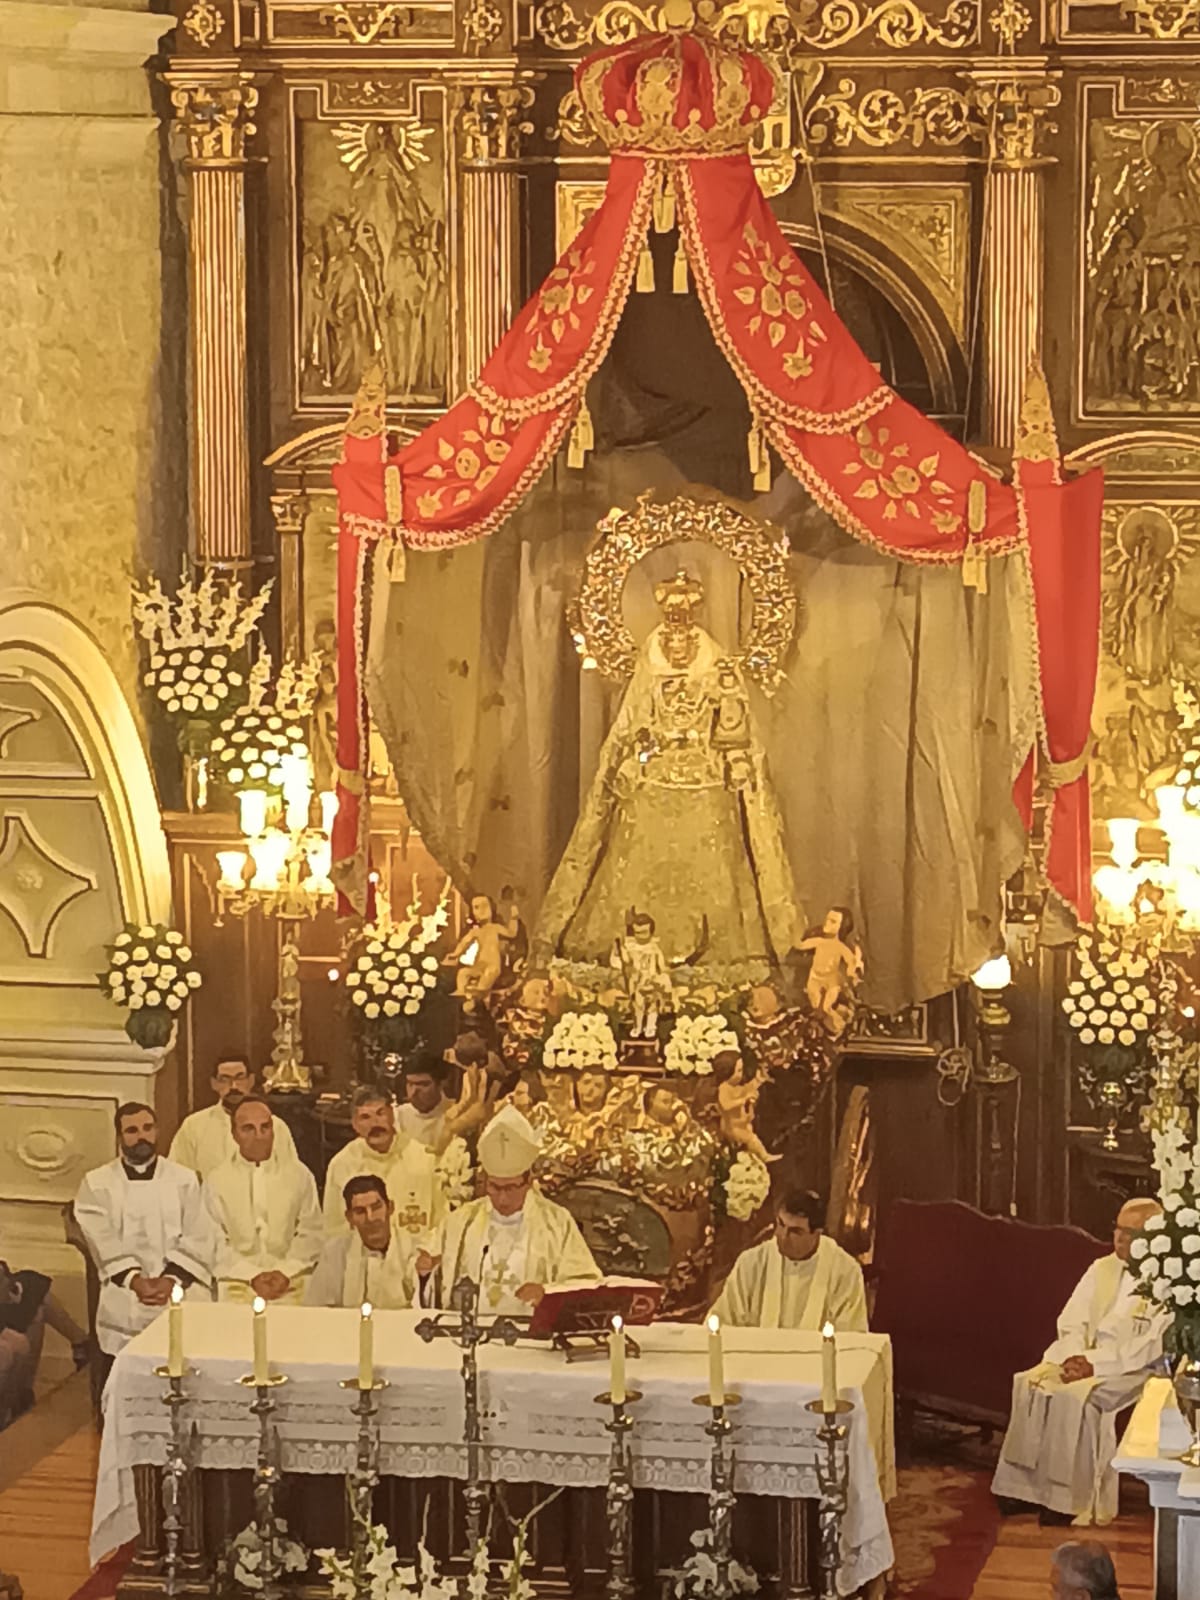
[
  {"left": 966, "top": 69, "right": 1060, "bottom": 448},
  {"left": 269, "top": 490, "right": 308, "bottom": 662},
  {"left": 455, "top": 83, "right": 535, "bottom": 392},
  {"left": 166, "top": 74, "right": 259, "bottom": 567}
]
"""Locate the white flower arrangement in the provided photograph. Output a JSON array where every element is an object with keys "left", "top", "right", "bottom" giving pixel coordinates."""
[
  {"left": 208, "top": 651, "right": 320, "bottom": 795},
  {"left": 664, "top": 1013, "right": 738, "bottom": 1076},
  {"left": 436, "top": 1135, "right": 475, "bottom": 1211},
  {"left": 133, "top": 569, "right": 271, "bottom": 729},
  {"left": 231, "top": 1518, "right": 308, "bottom": 1590},
  {"left": 724, "top": 1151, "right": 771, "bottom": 1221},
  {"left": 348, "top": 884, "right": 450, "bottom": 1029},
  {"left": 543, "top": 1010, "right": 619, "bottom": 1071},
  {"left": 100, "top": 923, "right": 201, "bottom": 1049},
  {"left": 1061, "top": 930, "right": 1156, "bottom": 1048},
  {"left": 670, "top": 1529, "right": 759, "bottom": 1598},
  {"left": 318, "top": 1503, "right": 541, "bottom": 1600}
]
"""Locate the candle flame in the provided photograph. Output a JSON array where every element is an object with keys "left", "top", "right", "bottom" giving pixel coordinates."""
[
  {"left": 253, "top": 1295, "right": 266, "bottom": 1314},
  {"left": 611, "top": 1313, "right": 623, "bottom": 1334},
  {"left": 706, "top": 1313, "right": 720, "bottom": 1335},
  {"left": 822, "top": 1321, "right": 835, "bottom": 1338},
  {"left": 361, "top": 1301, "right": 373, "bottom": 1318},
  {"left": 171, "top": 1282, "right": 184, "bottom": 1306}
]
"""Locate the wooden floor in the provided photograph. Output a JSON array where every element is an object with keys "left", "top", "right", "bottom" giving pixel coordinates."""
[{"left": 972, "top": 1507, "right": 1153, "bottom": 1598}]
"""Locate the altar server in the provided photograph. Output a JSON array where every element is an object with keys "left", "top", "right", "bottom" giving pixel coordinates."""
[
  {"left": 74, "top": 1103, "right": 212, "bottom": 1360},
  {"left": 398, "top": 1053, "right": 455, "bottom": 1151},
  {"left": 426, "top": 1103, "right": 599, "bottom": 1313},
  {"left": 205, "top": 1096, "right": 322, "bottom": 1303},
  {"left": 710, "top": 1188, "right": 868, "bottom": 1332},
  {"left": 305, "top": 1175, "right": 418, "bottom": 1308},
  {"left": 992, "top": 1197, "right": 1167, "bottom": 1527},
  {"left": 322, "top": 1084, "right": 444, "bottom": 1242},
  {"left": 169, "top": 1053, "right": 297, "bottom": 1179}
]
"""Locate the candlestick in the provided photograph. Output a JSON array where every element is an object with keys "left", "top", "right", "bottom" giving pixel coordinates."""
[
  {"left": 821, "top": 1320, "right": 837, "bottom": 1412},
  {"left": 358, "top": 1302, "right": 374, "bottom": 1391},
  {"left": 253, "top": 1295, "right": 269, "bottom": 1385},
  {"left": 609, "top": 1314, "right": 626, "bottom": 1407},
  {"left": 593, "top": 1383, "right": 642, "bottom": 1600},
  {"left": 706, "top": 1312, "right": 724, "bottom": 1407},
  {"left": 152, "top": 1359, "right": 196, "bottom": 1597},
  {"left": 167, "top": 1282, "right": 185, "bottom": 1379}
]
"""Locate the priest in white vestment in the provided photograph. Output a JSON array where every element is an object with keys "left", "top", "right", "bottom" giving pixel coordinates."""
[
  {"left": 322, "top": 1085, "right": 445, "bottom": 1242},
  {"left": 306, "top": 1174, "right": 419, "bottom": 1308},
  {"left": 424, "top": 1103, "right": 600, "bottom": 1314},
  {"left": 205, "top": 1096, "right": 322, "bottom": 1303},
  {"left": 711, "top": 1188, "right": 868, "bottom": 1331},
  {"left": 397, "top": 1054, "right": 455, "bottom": 1152},
  {"left": 992, "top": 1197, "right": 1167, "bottom": 1526},
  {"left": 74, "top": 1103, "right": 213, "bottom": 1358},
  {"left": 169, "top": 1054, "right": 297, "bottom": 1178}
]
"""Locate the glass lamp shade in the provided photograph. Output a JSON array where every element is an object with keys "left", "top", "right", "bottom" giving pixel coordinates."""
[{"left": 971, "top": 953, "right": 1013, "bottom": 993}]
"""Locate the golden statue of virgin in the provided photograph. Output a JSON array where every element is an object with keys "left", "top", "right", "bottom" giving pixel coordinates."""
[{"left": 531, "top": 569, "right": 797, "bottom": 979}]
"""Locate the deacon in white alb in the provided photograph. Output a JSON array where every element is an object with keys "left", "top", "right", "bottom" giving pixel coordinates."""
[
  {"left": 169, "top": 1053, "right": 297, "bottom": 1179},
  {"left": 322, "top": 1085, "right": 445, "bottom": 1242},
  {"left": 305, "top": 1174, "right": 419, "bottom": 1308},
  {"left": 74, "top": 1103, "right": 213, "bottom": 1360},
  {"left": 711, "top": 1188, "right": 868, "bottom": 1331},
  {"left": 205, "top": 1096, "right": 323, "bottom": 1303},
  {"left": 992, "top": 1197, "right": 1167, "bottom": 1526},
  {"left": 425, "top": 1103, "right": 600, "bottom": 1314}
]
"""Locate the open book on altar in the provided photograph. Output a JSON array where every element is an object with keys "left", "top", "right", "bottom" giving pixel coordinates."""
[{"left": 528, "top": 1277, "right": 663, "bottom": 1339}]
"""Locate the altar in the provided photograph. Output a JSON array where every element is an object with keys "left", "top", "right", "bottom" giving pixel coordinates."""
[
  {"left": 92, "top": 1304, "right": 895, "bottom": 1598},
  {"left": 1115, "top": 1376, "right": 1200, "bottom": 1600}
]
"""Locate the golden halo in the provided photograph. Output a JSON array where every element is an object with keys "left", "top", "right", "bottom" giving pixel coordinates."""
[{"left": 568, "top": 492, "right": 798, "bottom": 693}]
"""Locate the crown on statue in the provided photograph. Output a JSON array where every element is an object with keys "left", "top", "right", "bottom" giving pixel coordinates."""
[{"left": 575, "top": 8, "right": 777, "bottom": 158}]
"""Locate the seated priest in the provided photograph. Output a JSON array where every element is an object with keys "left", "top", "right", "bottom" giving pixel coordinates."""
[
  {"left": 711, "top": 1188, "right": 869, "bottom": 1331},
  {"left": 305, "top": 1175, "right": 418, "bottom": 1309},
  {"left": 423, "top": 1103, "right": 600, "bottom": 1313},
  {"left": 322, "top": 1084, "right": 445, "bottom": 1243},
  {"left": 205, "top": 1096, "right": 323, "bottom": 1303},
  {"left": 397, "top": 1055, "right": 455, "bottom": 1152},
  {"left": 169, "top": 1052, "right": 297, "bottom": 1178},
  {"left": 992, "top": 1197, "right": 1167, "bottom": 1527},
  {"left": 74, "top": 1103, "right": 212, "bottom": 1367}
]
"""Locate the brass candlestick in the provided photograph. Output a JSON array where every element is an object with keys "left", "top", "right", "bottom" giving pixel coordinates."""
[
  {"left": 692, "top": 1392, "right": 742, "bottom": 1597},
  {"left": 238, "top": 1373, "right": 290, "bottom": 1600},
  {"left": 593, "top": 1387, "right": 643, "bottom": 1600},
  {"left": 154, "top": 1365, "right": 196, "bottom": 1598},
  {"left": 805, "top": 1398, "right": 853, "bottom": 1600},
  {"left": 338, "top": 1378, "right": 390, "bottom": 1600}
]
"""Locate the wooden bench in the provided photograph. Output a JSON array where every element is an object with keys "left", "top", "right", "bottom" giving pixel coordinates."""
[{"left": 872, "top": 1198, "right": 1109, "bottom": 1428}]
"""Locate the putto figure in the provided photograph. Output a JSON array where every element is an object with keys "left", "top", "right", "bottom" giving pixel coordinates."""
[
  {"left": 611, "top": 910, "right": 674, "bottom": 1037},
  {"left": 794, "top": 906, "right": 863, "bottom": 1037}
]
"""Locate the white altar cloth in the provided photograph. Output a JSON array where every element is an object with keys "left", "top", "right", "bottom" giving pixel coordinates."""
[{"left": 92, "top": 1305, "right": 895, "bottom": 1594}]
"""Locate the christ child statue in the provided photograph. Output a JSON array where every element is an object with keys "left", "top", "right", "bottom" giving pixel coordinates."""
[
  {"left": 794, "top": 906, "right": 863, "bottom": 1037},
  {"left": 446, "top": 891, "right": 521, "bottom": 1004},
  {"left": 611, "top": 911, "right": 674, "bottom": 1038},
  {"left": 713, "top": 1049, "right": 779, "bottom": 1165}
]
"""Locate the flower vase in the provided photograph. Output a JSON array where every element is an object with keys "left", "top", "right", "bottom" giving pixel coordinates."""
[
  {"left": 1173, "top": 1353, "right": 1200, "bottom": 1466},
  {"left": 125, "top": 1007, "right": 177, "bottom": 1052}
]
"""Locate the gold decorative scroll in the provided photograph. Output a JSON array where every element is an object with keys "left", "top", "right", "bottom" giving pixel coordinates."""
[
  {"left": 319, "top": 1, "right": 413, "bottom": 42},
  {"left": 803, "top": 79, "right": 985, "bottom": 150},
  {"left": 1121, "top": 0, "right": 1200, "bottom": 39},
  {"left": 535, "top": 0, "right": 979, "bottom": 50}
]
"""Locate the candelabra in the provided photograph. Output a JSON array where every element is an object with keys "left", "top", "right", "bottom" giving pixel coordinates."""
[
  {"left": 593, "top": 1385, "right": 642, "bottom": 1600},
  {"left": 154, "top": 1364, "right": 196, "bottom": 1598},
  {"left": 804, "top": 1397, "right": 853, "bottom": 1600},
  {"left": 238, "top": 1372, "right": 290, "bottom": 1600},
  {"left": 338, "top": 1376, "right": 390, "bottom": 1598},
  {"left": 415, "top": 1277, "right": 521, "bottom": 1555},
  {"left": 692, "top": 1391, "right": 741, "bottom": 1597}
]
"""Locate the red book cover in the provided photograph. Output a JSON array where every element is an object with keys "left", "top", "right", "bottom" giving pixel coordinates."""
[{"left": 528, "top": 1277, "right": 663, "bottom": 1338}]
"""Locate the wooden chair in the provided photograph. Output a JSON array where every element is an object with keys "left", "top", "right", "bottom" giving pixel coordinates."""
[{"left": 61, "top": 1202, "right": 105, "bottom": 1423}]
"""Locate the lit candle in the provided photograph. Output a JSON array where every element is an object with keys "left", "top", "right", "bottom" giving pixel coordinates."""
[
  {"left": 217, "top": 849, "right": 248, "bottom": 890},
  {"left": 358, "top": 1302, "right": 374, "bottom": 1392},
  {"left": 238, "top": 788, "right": 268, "bottom": 840},
  {"left": 252, "top": 1295, "right": 269, "bottom": 1385},
  {"left": 610, "top": 1313, "right": 626, "bottom": 1406},
  {"left": 706, "top": 1312, "right": 724, "bottom": 1407},
  {"left": 167, "top": 1281, "right": 185, "bottom": 1378},
  {"left": 821, "top": 1321, "right": 837, "bottom": 1413},
  {"left": 319, "top": 790, "right": 339, "bottom": 835}
]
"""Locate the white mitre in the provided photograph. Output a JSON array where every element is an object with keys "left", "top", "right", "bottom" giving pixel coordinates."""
[{"left": 478, "top": 1103, "right": 541, "bottom": 1178}]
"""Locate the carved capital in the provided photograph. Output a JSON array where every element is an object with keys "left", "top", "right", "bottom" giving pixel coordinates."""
[
  {"left": 269, "top": 491, "right": 309, "bottom": 537},
  {"left": 166, "top": 75, "right": 259, "bottom": 166},
  {"left": 455, "top": 82, "right": 535, "bottom": 166},
  {"left": 964, "top": 69, "right": 1060, "bottom": 169}
]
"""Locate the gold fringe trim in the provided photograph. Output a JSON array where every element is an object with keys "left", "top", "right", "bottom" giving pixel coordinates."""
[
  {"left": 636, "top": 241, "right": 655, "bottom": 293},
  {"left": 567, "top": 394, "right": 595, "bottom": 469}
]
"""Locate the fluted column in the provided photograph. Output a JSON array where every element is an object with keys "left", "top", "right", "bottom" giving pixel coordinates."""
[
  {"left": 166, "top": 74, "right": 258, "bottom": 567},
  {"left": 455, "top": 83, "right": 535, "bottom": 392},
  {"left": 967, "top": 69, "right": 1060, "bottom": 447}
]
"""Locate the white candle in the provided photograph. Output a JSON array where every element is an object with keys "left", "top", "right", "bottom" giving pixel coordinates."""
[
  {"left": 707, "top": 1312, "right": 724, "bottom": 1406},
  {"left": 359, "top": 1302, "right": 374, "bottom": 1391},
  {"left": 821, "top": 1320, "right": 837, "bottom": 1413},
  {"left": 167, "top": 1281, "right": 184, "bottom": 1378},
  {"left": 252, "top": 1295, "right": 269, "bottom": 1385},
  {"left": 610, "top": 1313, "right": 626, "bottom": 1406}
]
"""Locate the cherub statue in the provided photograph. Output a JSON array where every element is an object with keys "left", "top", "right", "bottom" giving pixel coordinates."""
[
  {"left": 794, "top": 906, "right": 864, "bottom": 1038},
  {"left": 713, "top": 1048, "right": 780, "bottom": 1164},
  {"left": 642, "top": 1082, "right": 690, "bottom": 1137},
  {"left": 445, "top": 891, "right": 522, "bottom": 1009},
  {"left": 611, "top": 910, "right": 674, "bottom": 1038}
]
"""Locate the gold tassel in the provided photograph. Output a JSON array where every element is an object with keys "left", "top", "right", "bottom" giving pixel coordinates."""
[
  {"left": 973, "top": 551, "right": 988, "bottom": 595},
  {"left": 673, "top": 238, "right": 689, "bottom": 294},
  {"left": 652, "top": 180, "right": 676, "bottom": 235},
  {"left": 748, "top": 420, "right": 771, "bottom": 492},
  {"left": 389, "top": 538, "right": 407, "bottom": 584},
  {"left": 567, "top": 395, "right": 594, "bottom": 470},
  {"left": 636, "top": 241, "right": 655, "bottom": 293},
  {"left": 968, "top": 477, "right": 987, "bottom": 534},
  {"left": 384, "top": 462, "right": 403, "bottom": 526}
]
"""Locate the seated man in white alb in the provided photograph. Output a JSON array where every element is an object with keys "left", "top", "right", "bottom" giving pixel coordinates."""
[
  {"left": 305, "top": 1175, "right": 419, "bottom": 1309},
  {"left": 169, "top": 1053, "right": 297, "bottom": 1179},
  {"left": 74, "top": 1103, "right": 212, "bottom": 1367},
  {"left": 322, "top": 1084, "right": 444, "bottom": 1244},
  {"left": 424, "top": 1103, "right": 600, "bottom": 1313},
  {"left": 205, "top": 1096, "right": 322, "bottom": 1303},
  {"left": 711, "top": 1188, "right": 868, "bottom": 1331},
  {"left": 992, "top": 1196, "right": 1167, "bottom": 1527},
  {"left": 397, "top": 1054, "right": 455, "bottom": 1152}
]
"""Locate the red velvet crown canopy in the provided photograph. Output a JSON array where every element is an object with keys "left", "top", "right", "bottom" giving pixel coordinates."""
[{"left": 332, "top": 23, "right": 1102, "bottom": 931}]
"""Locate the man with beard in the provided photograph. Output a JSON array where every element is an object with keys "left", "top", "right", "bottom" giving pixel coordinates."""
[
  {"left": 74, "top": 1103, "right": 212, "bottom": 1369},
  {"left": 169, "top": 1053, "right": 297, "bottom": 1179},
  {"left": 321, "top": 1086, "right": 444, "bottom": 1246}
]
